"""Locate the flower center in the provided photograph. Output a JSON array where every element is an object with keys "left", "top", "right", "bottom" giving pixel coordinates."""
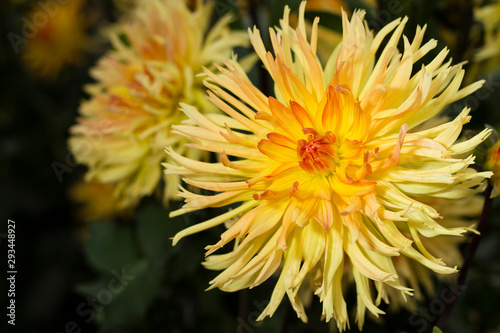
[{"left": 297, "top": 128, "right": 338, "bottom": 175}]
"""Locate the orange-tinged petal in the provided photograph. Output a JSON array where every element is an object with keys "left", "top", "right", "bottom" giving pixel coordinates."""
[
  {"left": 258, "top": 139, "right": 297, "bottom": 162},
  {"left": 330, "top": 174, "right": 377, "bottom": 196},
  {"left": 267, "top": 132, "right": 297, "bottom": 150},
  {"left": 268, "top": 97, "right": 304, "bottom": 140},
  {"left": 290, "top": 101, "right": 315, "bottom": 129}
]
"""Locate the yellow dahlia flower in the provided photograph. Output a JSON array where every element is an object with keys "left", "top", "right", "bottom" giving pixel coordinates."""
[
  {"left": 69, "top": 0, "right": 248, "bottom": 209},
  {"left": 475, "top": 0, "right": 500, "bottom": 62},
  {"left": 166, "top": 2, "right": 491, "bottom": 330},
  {"left": 22, "top": 0, "right": 92, "bottom": 79}
]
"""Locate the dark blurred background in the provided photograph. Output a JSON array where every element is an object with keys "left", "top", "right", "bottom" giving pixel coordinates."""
[{"left": 1, "top": 0, "right": 500, "bottom": 332}]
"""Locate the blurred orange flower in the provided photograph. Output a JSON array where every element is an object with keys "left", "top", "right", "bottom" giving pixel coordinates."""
[{"left": 22, "top": 0, "right": 93, "bottom": 79}]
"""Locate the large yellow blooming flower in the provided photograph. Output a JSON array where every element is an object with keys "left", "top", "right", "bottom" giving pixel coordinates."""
[
  {"left": 69, "top": 0, "right": 248, "bottom": 209},
  {"left": 22, "top": 0, "right": 92, "bottom": 79},
  {"left": 165, "top": 2, "right": 491, "bottom": 330}
]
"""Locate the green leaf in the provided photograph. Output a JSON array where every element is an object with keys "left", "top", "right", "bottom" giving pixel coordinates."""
[
  {"left": 79, "top": 212, "right": 175, "bottom": 330},
  {"left": 84, "top": 222, "right": 142, "bottom": 273},
  {"left": 98, "top": 259, "right": 164, "bottom": 330},
  {"left": 433, "top": 327, "right": 444, "bottom": 333},
  {"left": 136, "top": 203, "right": 179, "bottom": 261},
  {"left": 77, "top": 259, "right": 166, "bottom": 330},
  {"left": 76, "top": 277, "right": 110, "bottom": 296}
]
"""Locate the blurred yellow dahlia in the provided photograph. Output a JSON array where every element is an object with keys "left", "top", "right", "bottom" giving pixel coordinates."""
[
  {"left": 166, "top": 2, "right": 491, "bottom": 330},
  {"left": 69, "top": 0, "right": 248, "bottom": 209},
  {"left": 475, "top": 0, "right": 500, "bottom": 62},
  {"left": 22, "top": 0, "right": 92, "bottom": 79}
]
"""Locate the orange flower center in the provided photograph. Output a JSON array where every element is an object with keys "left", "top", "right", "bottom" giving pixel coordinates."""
[{"left": 297, "top": 128, "right": 338, "bottom": 175}]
